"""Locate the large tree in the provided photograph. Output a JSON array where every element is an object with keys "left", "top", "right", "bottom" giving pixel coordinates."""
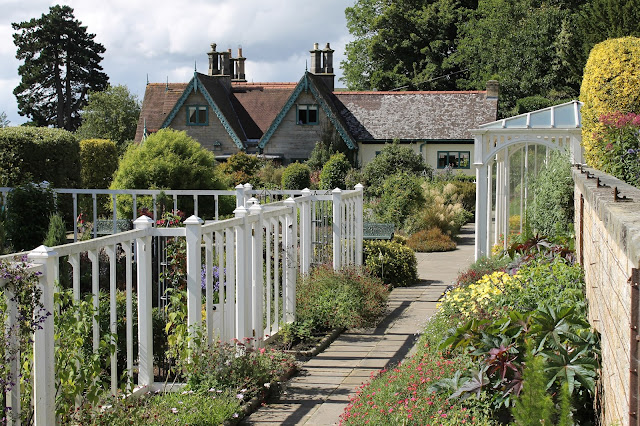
[
  {"left": 12, "top": 5, "right": 108, "bottom": 131},
  {"left": 76, "top": 84, "right": 140, "bottom": 153},
  {"left": 341, "top": 0, "right": 476, "bottom": 91}
]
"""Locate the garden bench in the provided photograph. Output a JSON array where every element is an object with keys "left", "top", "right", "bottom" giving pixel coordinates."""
[
  {"left": 363, "top": 222, "right": 395, "bottom": 240},
  {"left": 94, "top": 219, "right": 133, "bottom": 235}
]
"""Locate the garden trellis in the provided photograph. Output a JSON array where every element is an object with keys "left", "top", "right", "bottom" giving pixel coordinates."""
[
  {"left": 0, "top": 184, "right": 363, "bottom": 425},
  {"left": 471, "top": 100, "right": 584, "bottom": 260}
]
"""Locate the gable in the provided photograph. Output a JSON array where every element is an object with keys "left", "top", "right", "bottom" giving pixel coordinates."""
[{"left": 135, "top": 83, "right": 188, "bottom": 142}]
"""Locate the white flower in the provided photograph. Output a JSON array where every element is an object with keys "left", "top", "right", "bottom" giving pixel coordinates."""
[
  {"left": 264, "top": 383, "right": 271, "bottom": 389},
  {"left": 171, "top": 408, "right": 178, "bottom": 414},
  {"left": 233, "top": 413, "right": 239, "bottom": 418},
  {"left": 236, "top": 393, "right": 244, "bottom": 400}
]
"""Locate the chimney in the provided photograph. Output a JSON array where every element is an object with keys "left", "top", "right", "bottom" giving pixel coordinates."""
[
  {"left": 322, "top": 42, "right": 334, "bottom": 74},
  {"left": 208, "top": 43, "right": 219, "bottom": 76},
  {"left": 310, "top": 42, "right": 322, "bottom": 74},
  {"left": 486, "top": 80, "right": 499, "bottom": 99},
  {"left": 235, "top": 47, "right": 246, "bottom": 82},
  {"left": 221, "top": 49, "right": 232, "bottom": 76}
]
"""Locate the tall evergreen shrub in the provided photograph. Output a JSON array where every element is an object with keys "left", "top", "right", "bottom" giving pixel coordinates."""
[{"left": 6, "top": 183, "right": 56, "bottom": 251}]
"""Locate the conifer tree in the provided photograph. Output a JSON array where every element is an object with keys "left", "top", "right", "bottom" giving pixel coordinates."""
[
  {"left": 12, "top": 5, "right": 109, "bottom": 131},
  {"left": 512, "top": 344, "right": 555, "bottom": 425}
]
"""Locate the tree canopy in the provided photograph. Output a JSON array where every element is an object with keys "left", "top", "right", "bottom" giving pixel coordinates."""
[
  {"left": 12, "top": 5, "right": 109, "bottom": 131},
  {"left": 342, "top": 0, "right": 640, "bottom": 117},
  {"left": 76, "top": 85, "right": 141, "bottom": 153}
]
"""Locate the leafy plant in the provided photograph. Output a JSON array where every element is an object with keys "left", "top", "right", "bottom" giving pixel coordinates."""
[
  {"left": 5, "top": 183, "right": 56, "bottom": 251},
  {"left": 407, "top": 227, "right": 456, "bottom": 252},
  {"left": 363, "top": 141, "right": 430, "bottom": 197},
  {"left": 370, "top": 171, "right": 425, "bottom": 230},
  {"left": 319, "top": 152, "right": 351, "bottom": 190},
  {"left": 43, "top": 213, "right": 67, "bottom": 247},
  {"left": 281, "top": 162, "right": 311, "bottom": 190},
  {"left": 363, "top": 240, "right": 418, "bottom": 287}
]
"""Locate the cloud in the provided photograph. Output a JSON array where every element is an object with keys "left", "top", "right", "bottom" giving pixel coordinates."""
[{"left": 0, "top": 0, "right": 356, "bottom": 124}]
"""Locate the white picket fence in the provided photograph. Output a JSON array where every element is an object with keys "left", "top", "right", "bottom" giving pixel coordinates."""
[{"left": 0, "top": 185, "right": 363, "bottom": 425}]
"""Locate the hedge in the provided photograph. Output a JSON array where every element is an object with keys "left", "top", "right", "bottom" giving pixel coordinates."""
[
  {"left": 0, "top": 127, "right": 80, "bottom": 187},
  {"left": 281, "top": 162, "right": 311, "bottom": 190},
  {"left": 80, "top": 139, "right": 119, "bottom": 189},
  {"left": 580, "top": 37, "right": 640, "bottom": 168}
]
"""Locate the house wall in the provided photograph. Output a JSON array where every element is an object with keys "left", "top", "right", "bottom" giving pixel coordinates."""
[
  {"left": 358, "top": 142, "right": 475, "bottom": 176},
  {"left": 573, "top": 167, "right": 640, "bottom": 426},
  {"left": 262, "top": 92, "right": 333, "bottom": 162},
  {"left": 169, "top": 91, "right": 239, "bottom": 155}
]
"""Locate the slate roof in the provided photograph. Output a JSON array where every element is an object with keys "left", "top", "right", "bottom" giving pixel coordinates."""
[{"left": 335, "top": 91, "right": 497, "bottom": 141}]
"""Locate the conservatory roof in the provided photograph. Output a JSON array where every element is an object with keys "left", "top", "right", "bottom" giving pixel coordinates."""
[{"left": 478, "top": 100, "right": 582, "bottom": 130}]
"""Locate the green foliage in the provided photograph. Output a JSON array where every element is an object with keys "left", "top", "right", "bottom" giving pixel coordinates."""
[
  {"left": 363, "top": 142, "right": 430, "bottom": 196},
  {"left": 296, "top": 266, "right": 389, "bottom": 331},
  {"left": 371, "top": 172, "right": 425, "bottom": 230},
  {"left": 76, "top": 85, "right": 140, "bottom": 153},
  {"left": 580, "top": 37, "right": 640, "bottom": 167},
  {"left": 512, "top": 343, "right": 555, "bottom": 425},
  {"left": 363, "top": 240, "right": 418, "bottom": 287},
  {"left": 513, "top": 95, "right": 556, "bottom": 115},
  {"left": 79, "top": 139, "right": 118, "bottom": 189},
  {"left": 0, "top": 126, "right": 80, "bottom": 187},
  {"left": 0, "top": 111, "right": 9, "bottom": 127},
  {"left": 407, "top": 227, "right": 456, "bottom": 252},
  {"left": 319, "top": 152, "right": 352, "bottom": 190},
  {"left": 281, "top": 162, "right": 311, "bottom": 190},
  {"left": 218, "top": 151, "right": 264, "bottom": 187},
  {"left": 306, "top": 123, "right": 355, "bottom": 170},
  {"left": 256, "top": 161, "right": 285, "bottom": 189},
  {"left": 344, "top": 168, "right": 365, "bottom": 190},
  {"left": 527, "top": 152, "right": 574, "bottom": 239},
  {"left": 6, "top": 183, "right": 55, "bottom": 251},
  {"left": 408, "top": 182, "right": 472, "bottom": 237},
  {"left": 12, "top": 5, "right": 108, "bottom": 130},
  {"left": 55, "top": 290, "right": 116, "bottom": 423},
  {"left": 110, "top": 129, "right": 225, "bottom": 218},
  {"left": 43, "top": 213, "right": 67, "bottom": 246},
  {"left": 593, "top": 112, "right": 640, "bottom": 186}
]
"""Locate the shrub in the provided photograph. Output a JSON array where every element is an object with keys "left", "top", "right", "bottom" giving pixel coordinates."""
[
  {"left": 363, "top": 240, "right": 418, "bottom": 287},
  {"left": 43, "top": 213, "right": 67, "bottom": 246},
  {"left": 0, "top": 126, "right": 80, "bottom": 187},
  {"left": 79, "top": 139, "right": 118, "bottom": 189},
  {"left": 593, "top": 111, "right": 640, "bottom": 186},
  {"left": 319, "top": 152, "right": 352, "bottom": 190},
  {"left": 344, "top": 167, "right": 365, "bottom": 189},
  {"left": 363, "top": 142, "right": 431, "bottom": 196},
  {"left": 407, "top": 228, "right": 456, "bottom": 252},
  {"left": 6, "top": 183, "right": 55, "bottom": 251},
  {"left": 408, "top": 183, "right": 471, "bottom": 236},
  {"left": 296, "top": 266, "right": 389, "bottom": 330},
  {"left": 218, "top": 152, "right": 263, "bottom": 187},
  {"left": 512, "top": 95, "right": 555, "bottom": 115},
  {"left": 527, "top": 151, "right": 573, "bottom": 239},
  {"left": 371, "top": 172, "right": 425, "bottom": 230},
  {"left": 256, "top": 161, "right": 285, "bottom": 189},
  {"left": 110, "top": 129, "right": 226, "bottom": 218},
  {"left": 580, "top": 37, "right": 640, "bottom": 168},
  {"left": 281, "top": 162, "right": 311, "bottom": 190}
]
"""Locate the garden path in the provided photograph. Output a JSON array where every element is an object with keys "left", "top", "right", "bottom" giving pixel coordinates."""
[{"left": 241, "top": 222, "right": 476, "bottom": 425}]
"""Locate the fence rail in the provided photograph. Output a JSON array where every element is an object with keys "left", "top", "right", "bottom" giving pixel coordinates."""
[{"left": 0, "top": 184, "right": 363, "bottom": 425}]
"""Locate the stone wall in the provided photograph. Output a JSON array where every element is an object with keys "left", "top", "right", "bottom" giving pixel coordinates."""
[{"left": 574, "top": 166, "right": 640, "bottom": 426}]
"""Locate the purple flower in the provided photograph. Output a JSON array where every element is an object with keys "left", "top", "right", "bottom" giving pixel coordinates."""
[{"left": 201, "top": 265, "right": 224, "bottom": 291}]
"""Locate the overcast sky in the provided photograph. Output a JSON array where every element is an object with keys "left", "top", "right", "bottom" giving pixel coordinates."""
[{"left": 0, "top": 0, "right": 355, "bottom": 126}]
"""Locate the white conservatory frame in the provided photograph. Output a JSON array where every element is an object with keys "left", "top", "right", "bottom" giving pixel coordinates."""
[{"left": 471, "top": 100, "right": 584, "bottom": 260}]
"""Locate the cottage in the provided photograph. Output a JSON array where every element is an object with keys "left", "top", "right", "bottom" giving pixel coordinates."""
[{"left": 135, "top": 43, "right": 498, "bottom": 173}]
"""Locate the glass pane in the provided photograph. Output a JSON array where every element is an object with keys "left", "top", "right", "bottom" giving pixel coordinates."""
[
  {"left": 298, "top": 108, "right": 307, "bottom": 124},
  {"left": 308, "top": 106, "right": 318, "bottom": 124},
  {"left": 460, "top": 152, "right": 470, "bottom": 168},
  {"left": 437, "top": 152, "right": 448, "bottom": 168},
  {"left": 188, "top": 107, "right": 197, "bottom": 124},
  {"left": 198, "top": 108, "right": 207, "bottom": 124},
  {"left": 449, "top": 152, "right": 460, "bottom": 168}
]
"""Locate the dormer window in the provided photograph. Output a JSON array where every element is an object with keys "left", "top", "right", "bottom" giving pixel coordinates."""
[
  {"left": 297, "top": 104, "right": 318, "bottom": 125},
  {"left": 187, "top": 105, "right": 208, "bottom": 126}
]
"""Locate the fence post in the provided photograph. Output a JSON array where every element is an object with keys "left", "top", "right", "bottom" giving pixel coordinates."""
[
  {"left": 235, "top": 184, "right": 245, "bottom": 209},
  {"left": 234, "top": 206, "right": 250, "bottom": 340},
  {"left": 134, "top": 215, "right": 154, "bottom": 387},
  {"left": 185, "top": 215, "right": 204, "bottom": 344},
  {"left": 27, "top": 245, "right": 57, "bottom": 425},
  {"left": 355, "top": 184, "right": 364, "bottom": 267},
  {"left": 332, "top": 188, "right": 342, "bottom": 271},
  {"left": 300, "top": 189, "right": 311, "bottom": 274},
  {"left": 249, "top": 203, "right": 264, "bottom": 344},
  {"left": 244, "top": 183, "right": 253, "bottom": 206},
  {"left": 284, "top": 197, "right": 297, "bottom": 322}
]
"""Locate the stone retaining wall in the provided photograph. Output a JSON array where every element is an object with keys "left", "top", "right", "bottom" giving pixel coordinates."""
[{"left": 574, "top": 166, "right": 640, "bottom": 426}]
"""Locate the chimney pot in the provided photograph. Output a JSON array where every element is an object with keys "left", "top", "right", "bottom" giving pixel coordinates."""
[{"left": 486, "top": 80, "right": 499, "bottom": 99}]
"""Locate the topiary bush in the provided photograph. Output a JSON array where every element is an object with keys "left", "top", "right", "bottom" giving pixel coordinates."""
[
  {"left": 296, "top": 266, "right": 389, "bottom": 331},
  {"left": 281, "top": 162, "right": 311, "bottom": 190},
  {"left": 407, "top": 228, "right": 456, "bottom": 252},
  {"left": 110, "top": 129, "right": 226, "bottom": 218},
  {"left": 320, "top": 152, "right": 352, "bottom": 190},
  {"left": 363, "top": 240, "right": 418, "bottom": 287},
  {"left": 0, "top": 127, "right": 80, "bottom": 187},
  {"left": 6, "top": 183, "right": 56, "bottom": 251},
  {"left": 363, "top": 142, "right": 431, "bottom": 197},
  {"left": 580, "top": 37, "right": 640, "bottom": 168}
]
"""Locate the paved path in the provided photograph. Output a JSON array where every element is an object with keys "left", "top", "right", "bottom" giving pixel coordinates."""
[{"left": 242, "top": 223, "right": 476, "bottom": 425}]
